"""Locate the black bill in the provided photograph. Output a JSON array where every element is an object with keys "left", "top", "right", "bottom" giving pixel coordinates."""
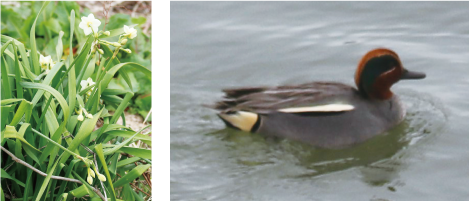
[{"left": 401, "top": 69, "right": 426, "bottom": 80}]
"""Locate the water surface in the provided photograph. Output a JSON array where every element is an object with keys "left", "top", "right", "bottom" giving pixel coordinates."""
[{"left": 171, "top": 2, "right": 469, "bottom": 200}]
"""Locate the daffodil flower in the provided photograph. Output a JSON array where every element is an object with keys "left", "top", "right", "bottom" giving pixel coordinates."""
[
  {"left": 123, "top": 25, "right": 137, "bottom": 39},
  {"left": 80, "top": 77, "right": 96, "bottom": 91},
  {"left": 39, "top": 54, "right": 52, "bottom": 70},
  {"left": 79, "top": 14, "right": 101, "bottom": 36}
]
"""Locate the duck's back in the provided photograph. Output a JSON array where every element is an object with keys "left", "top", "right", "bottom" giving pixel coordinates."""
[{"left": 211, "top": 82, "right": 405, "bottom": 148}]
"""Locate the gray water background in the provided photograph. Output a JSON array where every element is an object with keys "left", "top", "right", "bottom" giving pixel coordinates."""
[{"left": 171, "top": 2, "right": 469, "bottom": 200}]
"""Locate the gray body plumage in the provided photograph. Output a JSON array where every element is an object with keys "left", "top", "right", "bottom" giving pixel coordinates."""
[{"left": 211, "top": 82, "right": 405, "bottom": 148}]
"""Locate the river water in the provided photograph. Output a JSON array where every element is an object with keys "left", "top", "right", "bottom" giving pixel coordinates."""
[{"left": 171, "top": 2, "right": 469, "bottom": 200}]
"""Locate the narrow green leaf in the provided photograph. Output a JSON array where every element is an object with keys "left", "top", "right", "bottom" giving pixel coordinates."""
[
  {"left": 56, "top": 30, "right": 64, "bottom": 61},
  {"left": 21, "top": 81, "right": 70, "bottom": 124},
  {"left": 1, "top": 168, "right": 26, "bottom": 187},
  {"left": 118, "top": 147, "right": 151, "bottom": 160},
  {"left": 105, "top": 130, "right": 151, "bottom": 146},
  {"left": 30, "top": 1, "right": 51, "bottom": 75},
  {"left": 69, "top": 185, "right": 92, "bottom": 198},
  {"left": 117, "top": 157, "right": 141, "bottom": 168},
  {"left": 95, "top": 143, "right": 117, "bottom": 201},
  {"left": 9, "top": 99, "right": 33, "bottom": 126},
  {"left": 1, "top": 188, "right": 4, "bottom": 201},
  {"left": 113, "top": 164, "right": 151, "bottom": 188},
  {"left": 1, "top": 106, "right": 12, "bottom": 136},
  {"left": 102, "top": 125, "right": 150, "bottom": 156},
  {"left": 35, "top": 155, "right": 62, "bottom": 201}
]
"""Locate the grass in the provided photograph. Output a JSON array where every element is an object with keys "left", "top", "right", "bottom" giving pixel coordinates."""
[{"left": 1, "top": 1, "right": 152, "bottom": 200}]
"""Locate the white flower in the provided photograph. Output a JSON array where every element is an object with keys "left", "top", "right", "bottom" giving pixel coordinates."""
[
  {"left": 79, "top": 14, "right": 101, "bottom": 36},
  {"left": 123, "top": 25, "right": 137, "bottom": 39},
  {"left": 39, "top": 54, "right": 52, "bottom": 69},
  {"left": 80, "top": 77, "right": 96, "bottom": 90}
]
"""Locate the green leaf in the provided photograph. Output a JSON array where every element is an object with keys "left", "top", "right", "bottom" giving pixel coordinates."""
[
  {"left": 1, "top": 168, "right": 26, "bottom": 187},
  {"left": 30, "top": 1, "right": 50, "bottom": 74},
  {"left": 56, "top": 30, "right": 64, "bottom": 61},
  {"left": 69, "top": 185, "right": 92, "bottom": 198},
  {"left": 35, "top": 155, "right": 62, "bottom": 201},
  {"left": 118, "top": 147, "right": 151, "bottom": 160},
  {"left": 105, "top": 130, "right": 151, "bottom": 146},
  {"left": 102, "top": 125, "right": 150, "bottom": 156},
  {"left": 113, "top": 164, "right": 151, "bottom": 188},
  {"left": 44, "top": 18, "right": 62, "bottom": 34},
  {"left": 131, "top": 17, "right": 146, "bottom": 25},
  {"left": 1, "top": 188, "right": 4, "bottom": 201},
  {"left": 3, "top": 125, "right": 41, "bottom": 154},
  {"left": 9, "top": 99, "right": 33, "bottom": 126},
  {"left": 1, "top": 106, "right": 12, "bottom": 135},
  {"left": 95, "top": 144, "right": 117, "bottom": 201},
  {"left": 117, "top": 157, "right": 141, "bottom": 168}
]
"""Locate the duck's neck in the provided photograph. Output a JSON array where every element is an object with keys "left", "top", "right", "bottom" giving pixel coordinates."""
[{"left": 358, "top": 86, "right": 394, "bottom": 100}]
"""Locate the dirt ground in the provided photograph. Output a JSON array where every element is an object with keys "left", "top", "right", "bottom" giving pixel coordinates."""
[
  {"left": 115, "top": 112, "right": 152, "bottom": 134},
  {"left": 77, "top": 1, "right": 152, "bottom": 35}
]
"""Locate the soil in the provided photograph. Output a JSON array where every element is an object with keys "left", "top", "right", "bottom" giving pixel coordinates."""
[{"left": 76, "top": 1, "right": 152, "bottom": 35}]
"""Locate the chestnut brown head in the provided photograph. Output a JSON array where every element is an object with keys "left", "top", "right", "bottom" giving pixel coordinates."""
[{"left": 354, "top": 48, "right": 425, "bottom": 100}]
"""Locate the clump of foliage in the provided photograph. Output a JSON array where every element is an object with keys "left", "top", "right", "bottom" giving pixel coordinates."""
[
  {"left": 1, "top": 2, "right": 151, "bottom": 200},
  {"left": 1, "top": 1, "right": 152, "bottom": 121}
]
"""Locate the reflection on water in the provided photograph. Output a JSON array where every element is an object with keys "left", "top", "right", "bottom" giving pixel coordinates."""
[{"left": 208, "top": 91, "right": 446, "bottom": 188}]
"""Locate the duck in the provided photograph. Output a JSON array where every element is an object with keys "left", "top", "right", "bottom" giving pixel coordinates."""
[{"left": 208, "top": 48, "right": 426, "bottom": 149}]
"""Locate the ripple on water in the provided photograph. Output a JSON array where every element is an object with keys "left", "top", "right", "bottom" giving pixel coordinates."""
[{"left": 171, "top": 90, "right": 446, "bottom": 200}]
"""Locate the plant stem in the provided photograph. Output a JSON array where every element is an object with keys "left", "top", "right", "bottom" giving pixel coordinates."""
[{"left": 0, "top": 146, "right": 81, "bottom": 184}]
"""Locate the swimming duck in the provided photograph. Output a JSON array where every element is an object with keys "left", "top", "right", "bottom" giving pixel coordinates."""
[{"left": 208, "top": 48, "right": 426, "bottom": 148}]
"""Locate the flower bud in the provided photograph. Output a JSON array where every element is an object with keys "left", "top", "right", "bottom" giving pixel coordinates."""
[
  {"left": 103, "top": 31, "right": 110, "bottom": 36},
  {"left": 112, "top": 42, "right": 121, "bottom": 47},
  {"left": 77, "top": 114, "right": 84, "bottom": 121},
  {"left": 121, "top": 39, "right": 128, "bottom": 45},
  {"left": 98, "top": 49, "right": 104, "bottom": 54},
  {"left": 88, "top": 167, "right": 95, "bottom": 178},
  {"left": 87, "top": 175, "right": 93, "bottom": 184},
  {"left": 86, "top": 113, "right": 93, "bottom": 119},
  {"left": 121, "top": 48, "right": 132, "bottom": 54},
  {"left": 97, "top": 173, "right": 107, "bottom": 181}
]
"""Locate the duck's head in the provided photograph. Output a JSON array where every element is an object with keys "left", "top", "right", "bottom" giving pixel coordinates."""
[{"left": 354, "top": 48, "right": 426, "bottom": 100}]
